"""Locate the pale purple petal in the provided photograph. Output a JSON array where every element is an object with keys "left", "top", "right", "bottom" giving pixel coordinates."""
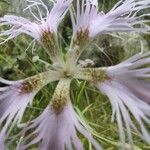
[
  {"left": 106, "top": 52, "right": 150, "bottom": 103},
  {"left": 18, "top": 101, "right": 102, "bottom": 150},
  {"left": 0, "top": 133, "right": 5, "bottom": 150},
  {"left": 97, "top": 52, "right": 150, "bottom": 148},
  {"left": 0, "top": 0, "right": 73, "bottom": 43},
  {"left": 71, "top": 0, "right": 150, "bottom": 38},
  {"left": 0, "top": 80, "right": 36, "bottom": 147}
]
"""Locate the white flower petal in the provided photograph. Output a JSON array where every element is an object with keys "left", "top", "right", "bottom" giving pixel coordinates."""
[
  {"left": 107, "top": 52, "right": 150, "bottom": 103},
  {"left": 0, "top": 133, "right": 6, "bottom": 150}
]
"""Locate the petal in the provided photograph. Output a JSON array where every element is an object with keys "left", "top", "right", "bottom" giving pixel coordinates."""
[
  {"left": 97, "top": 52, "right": 150, "bottom": 148},
  {"left": 18, "top": 101, "right": 102, "bottom": 150},
  {"left": 0, "top": 0, "right": 73, "bottom": 43},
  {"left": 0, "top": 70, "right": 60, "bottom": 148},
  {"left": 71, "top": 0, "right": 150, "bottom": 39}
]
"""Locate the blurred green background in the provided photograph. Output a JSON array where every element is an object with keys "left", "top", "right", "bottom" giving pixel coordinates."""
[{"left": 0, "top": 0, "right": 150, "bottom": 149}]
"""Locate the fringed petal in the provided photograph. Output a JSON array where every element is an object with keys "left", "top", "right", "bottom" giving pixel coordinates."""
[
  {"left": 97, "top": 52, "right": 150, "bottom": 149},
  {"left": 107, "top": 52, "right": 150, "bottom": 103},
  {"left": 0, "top": 15, "right": 41, "bottom": 42},
  {"left": 18, "top": 101, "right": 102, "bottom": 150},
  {"left": 0, "top": 80, "right": 36, "bottom": 147},
  {"left": 0, "top": 70, "right": 60, "bottom": 148},
  {"left": 47, "top": 0, "right": 73, "bottom": 32},
  {"left": 0, "top": 0, "right": 73, "bottom": 43},
  {"left": 71, "top": 0, "right": 150, "bottom": 39}
]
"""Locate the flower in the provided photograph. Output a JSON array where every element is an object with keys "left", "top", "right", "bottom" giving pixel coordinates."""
[
  {"left": 70, "top": 0, "right": 150, "bottom": 39},
  {"left": 0, "top": 0, "right": 150, "bottom": 149},
  {"left": 97, "top": 52, "right": 150, "bottom": 149}
]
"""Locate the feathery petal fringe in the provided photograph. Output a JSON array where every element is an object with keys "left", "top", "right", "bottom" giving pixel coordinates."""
[
  {"left": 71, "top": 0, "right": 150, "bottom": 38},
  {"left": 98, "top": 52, "right": 150, "bottom": 149},
  {"left": 0, "top": 79, "right": 36, "bottom": 147},
  {"left": 0, "top": 0, "right": 73, "bottom": 43},
  {"left": 18, "top": 101, "right": 102, "bottom": 150}
]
